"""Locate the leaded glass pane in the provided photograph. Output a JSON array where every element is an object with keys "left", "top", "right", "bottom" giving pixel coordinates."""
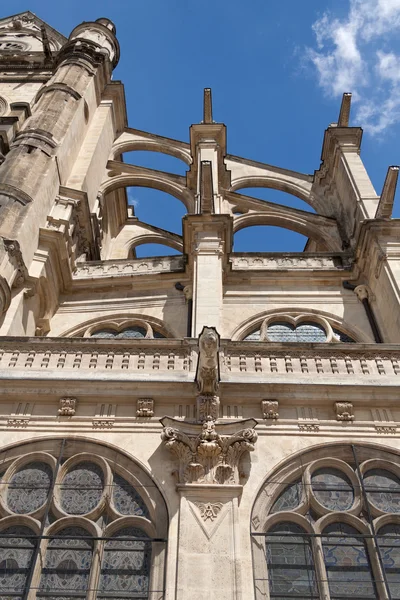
[
  {"left": 378, "top": 523, "right": 400, "bottom": 599},
  {"left": 311, "top": 468, "right": 354, "bottom": 511},
  {"left": 271, "top": 480, "right": 303, "bottom": 513},
  {"left": 265, "top": 522, "right": 318, "bottom": 598},
  {"left": 244, "top": 329, "right": 261, "bottom": 341},
  {"left": 0, "top": 526, "right": 35, "bottom": 598},
  {"left": 364, "top": 469, "right": 400, "bottom": 513},
  {"left": 60, "top": 462, "right": 104, "bottom": 515},
  {"left": 98, "top": 527, "right": 151, "bottom": 599},
  {"left": 267, "top": 322, "right": 327, "bottom": 343},
  {"left": 322, "top": 523, "right": 377, "bottom": 599},
  {"left": 116, "top": 327, "right": 147, "bottom": 339},
  {"left": 332, "top": 328, "right": 355, "bottom": 343},
  {"left": 38, "top": 527, "right": 93, "bottom": 598},
  {"left": 90, "top": 329, "right": 118, "bottom": 338},
  {"left": 7, "top": 461, "right": 53, "bottom": 514},
  {"left": 112, "top": 475, "right": 150, "bottom": 517}
]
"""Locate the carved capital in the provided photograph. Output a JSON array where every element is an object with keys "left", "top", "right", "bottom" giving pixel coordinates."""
[
  {"left": 160, "top": 416, "right": 257, "bottom": 485},
  {"left": 196, "top": 326, "right": 220, "bottom": 395},
  {"left": 58, "top": 397, "right": 77, "bottom": 416},
  {"left": 334, "top": 401, "right": 354, "bottom": 421},
  {"left": 136, "top": 398, "right": 154, "bottom": 417},
  {"left": 261, "top": 400, "right": 279, "bottom": 420}
]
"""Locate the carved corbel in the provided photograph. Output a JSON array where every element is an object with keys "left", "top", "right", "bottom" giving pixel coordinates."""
[
  {"left": 3, "top": 238, "right": 28, "bottom": 289},
  {"left": 136, "top": 398, "right": 154, "bottom": 417},
  {"left": 160, "top": 416, "right": 257, "bottom": 485},
  {"left": 334, "top": 401, "right": 354, "bottom": 421}
]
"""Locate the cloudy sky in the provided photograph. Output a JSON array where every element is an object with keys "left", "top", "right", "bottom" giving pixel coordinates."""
[{"left": 3, "top": 0, "right": 399, "bottom": 254}]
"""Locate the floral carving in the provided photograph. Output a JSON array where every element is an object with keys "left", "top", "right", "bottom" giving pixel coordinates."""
[
  {"left": 195, "top": 502, "right": 223, "bottom": 522},
  {"left": 261, "top": 400, "right": 279, "bottom": 420},
  {"left": 160, "top": 416, "right": 257, "bottom": 485},
  {"left": 58, "top": 397, "right": 77, "bottom": 416},
  {"left": 136, "top": 398, "right": 154, "bottom": 417},
  {"left": 334, "top": 401, "right": 354, "bottom": 421}
]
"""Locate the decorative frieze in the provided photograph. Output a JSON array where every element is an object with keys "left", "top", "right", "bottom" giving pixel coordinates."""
[
  {"left": 261, "top": 400, "right": 279, "bottom": 420},
  {"left": 136, "top": 398, "right": 154, "bottom": 417},
  {"left": 7, "top": 418, "right": 29, "bottom": 427},
  {"left": 334, "top": 401, "right": 354, "bottom": 421},
  {"left": 298, "top": 423, "right": 320, "bottom": 432},
  {"left": 58, "top": 396, "right": 77, "bottom": 416},
  {"left": 230, "top": 252, "right": 353, "bottom": 271},
  {"left": 92, "top": 419, "right": 114, "bottom": 429},
  {"left": 74, "top": 255, "right": 185, "bottom": 279},
  {"left": 160, "top": 416, "right": 257, "bottom": 485}
]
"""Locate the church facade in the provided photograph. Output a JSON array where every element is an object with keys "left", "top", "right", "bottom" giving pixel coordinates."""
[{"left": 0, "top": 10, "right": 399, "bottom": 600}]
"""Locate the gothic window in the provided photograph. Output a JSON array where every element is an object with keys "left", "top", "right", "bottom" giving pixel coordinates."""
[
  {"left": 91, "top": 326, "right": 148, "bottom": 339},
  {"left": 7, "top": 462, "right": 53, "bottom": 514},
  {"left": 252, "top": 448, "right": 400, "bottom": 600},
  {"left": 243, "top": 315, "right": 356, "bottom": 343},
  {"left": 0, "top": 526, "right": 36, "bottom": 598},
  {"left": 38, "top": 527, "right": 93, "bottom": 598},
  {"left": 98, "top": 526, "right": 152, "bottom": 598},
  {"left": 0, "top": 442, "right": 166, "bottom": 599},
  {"left": 60, "top": 461, "right": 104, "bottom": 515},
  {"left": 265, "top": 522, "right": 318, "bottom": 598}
]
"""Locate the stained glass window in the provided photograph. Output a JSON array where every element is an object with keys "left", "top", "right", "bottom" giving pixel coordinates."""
[
  {"left": 322, "top": 523, "right": 377, "bottom": 599},
  {"left": 267, "top": 322, "right": 327, "bottom": 343},
  {"left": 38, "top": 527, "right": 93, "bottom": 598},
  {"left": 112, "top": 475, "right": 150, "bottom": 517},
  {"left": 265, "top": 522, "right": 318, "bottom": 598},
  {"left": 311, "top": 468, "right": 354, "bottom": 511},
  {"left": 271, "top": 480, "right": 303, "bottom": 513},
  {"left": 90, "top": 326, "right": 165, "bottom": 339},
  {"left": 0, "top": 526, "right": 35, "bottom": 599},
  {"left": 363, "top": 469, "right": 400, "bottom": 513},
  {"left": 377, "top": 523, "right": 400, "bottom": 599},
  {"left": 98, "top": 527, "right": 151, "bottom": 599},
  {"left": 244, "top": 329, "right": 261, "bottom": 341},
  {"left": 60, "top": 462, "right": 104, "bottom": 515},
  {"left": 7, "top": 462, "right": 53, "bottom": 514}
]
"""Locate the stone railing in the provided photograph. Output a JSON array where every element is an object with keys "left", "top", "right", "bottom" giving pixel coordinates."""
[
  {"left": 220, "top": 341, "right": 400, "bottom": 380},
  {"left": 73, "top": 255, "right": 185, "bottom": 279},
  {"left": 0, "top": 338, "right": 399, "bottom": 384},
  {"left": 0, "top": 338, "right": 195, "bottom": 377},
  {"left": 229, "top": 252, "right": 353, "bottom": 271}
]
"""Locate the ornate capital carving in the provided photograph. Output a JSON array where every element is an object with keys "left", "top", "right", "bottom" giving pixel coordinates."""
[
  {"left": 160, "top": 416, "right": 257, "bottom": 485},
  {"left": 334, "top": 401, "right": 354, "bottom": 421},
  {"left": 136, "top": 398, "right": 154, "bottom": 417},
  {"left": 58, "top": 397, "right": 77, "bottom": 416},
  {"left": 196, "top": 326, "right": 220, "bottom": 395},
  {"left": 261, "top": 400, "right": 279, "bottom": 420}
]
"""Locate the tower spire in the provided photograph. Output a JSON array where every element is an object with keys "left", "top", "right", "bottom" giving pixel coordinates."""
[{"left": 203, "top": 88, "right": 213, "bottom": 124}]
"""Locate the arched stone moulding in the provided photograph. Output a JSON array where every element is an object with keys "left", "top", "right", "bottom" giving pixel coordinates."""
[
  {"left": 59, "top": 313, "right": 176, "bottom": 339},
  {"left": 231, "top": 307, "right": 371, "bottom": 343},
  {"left": 111, "top": 127, "right": 192, "bottom": 165}
]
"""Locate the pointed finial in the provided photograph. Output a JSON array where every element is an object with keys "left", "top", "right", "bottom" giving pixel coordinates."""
[
  {"left": 200, "top": 161, "right": 214, "bottom": 213},
  {"left": 338, "top": 93, "right": 352, "bottom": 127},
  {"left": 203, "top": 88, "right": 213, "bottom": 124},
  {"left": 375, "top": 166, "right": 399, "bottom": 219}
]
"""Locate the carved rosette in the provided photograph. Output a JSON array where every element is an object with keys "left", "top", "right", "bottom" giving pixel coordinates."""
[{"left": 160, "top": 416, "right": 257, "bottom": 485}]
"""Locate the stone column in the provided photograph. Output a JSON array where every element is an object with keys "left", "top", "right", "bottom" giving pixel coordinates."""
[
  {"left": 0, "top": 18, "right": 119, "bottom": 306},
  {"left": 161, "top": 416, "right": 258, "bottom": 600}
]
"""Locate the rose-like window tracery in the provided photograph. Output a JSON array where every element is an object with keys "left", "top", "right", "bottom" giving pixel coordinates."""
[
  {"left": 243, "top": 315, "right": 356, "bottom": 343},
  {"left": 0, "top": 445, "right": 158, "bottom": 599},
  {"left": 252, "top": 449, "right": 400, "bottom": 600}
]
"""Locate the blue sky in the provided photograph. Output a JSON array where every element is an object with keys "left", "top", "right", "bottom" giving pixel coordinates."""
[{"left": 3, "top": 0, "right": 400, "bottom": 255}]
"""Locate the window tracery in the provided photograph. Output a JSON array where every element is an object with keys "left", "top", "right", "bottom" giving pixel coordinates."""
[
  {"left": 243, "top": 314, "right": 356, "bottom": 343},
  {"left": 0, "top": 442, "right": 163, "bottom": 599},
  {"left": 83, "top": 318, "right": 166, "bottom": 339},
  {"left": 252, "top": 447, "right": 400, "bottom": 600}
]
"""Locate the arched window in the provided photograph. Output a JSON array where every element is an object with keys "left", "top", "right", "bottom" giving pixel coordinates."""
[
  {"left": 0, "top": 440, "right": 167, "bottom": 599},
  {"left": 252, "top": 446, "right": 400, "bottom": 600},
  {"left": 243, "top": 315, "right": 356, "bottom": 343}
]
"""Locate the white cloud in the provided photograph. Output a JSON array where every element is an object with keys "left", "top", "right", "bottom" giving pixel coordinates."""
[
  {"left": 127, "top": 189, "right": 140, "bottom": 207},
  {"left": 308, "top": 0, "right": 400, "bottom": 134}
]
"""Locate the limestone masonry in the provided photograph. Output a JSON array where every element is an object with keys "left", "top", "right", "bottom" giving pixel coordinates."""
[{"left": 0, "top": 10, "right": 399, "bottom": 600}]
